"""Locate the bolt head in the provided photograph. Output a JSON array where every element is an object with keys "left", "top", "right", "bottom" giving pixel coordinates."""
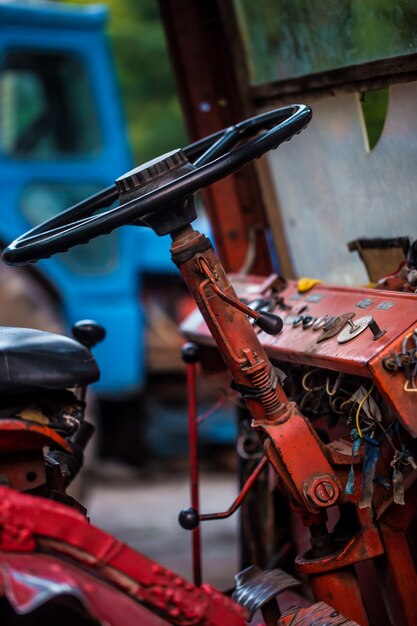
[
  {"left": 314, "top": 481, "right": 335, "bottom": 503},
  {"left": 304, "top": 476, "right": 339, "bottom": 508}
]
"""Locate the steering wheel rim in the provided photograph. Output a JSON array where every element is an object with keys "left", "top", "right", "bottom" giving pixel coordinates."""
[{"left": 3, "top": 105, "right": 312, "bottom": 266}]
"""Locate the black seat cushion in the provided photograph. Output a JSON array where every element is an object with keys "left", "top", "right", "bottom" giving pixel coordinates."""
[{"left": 0, "top": 327, "right": 99, "bottom": 393}]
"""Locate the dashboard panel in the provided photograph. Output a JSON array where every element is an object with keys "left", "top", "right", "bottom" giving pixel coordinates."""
[{"left": 181, "top": 275, "right": 417, "bottom": 436}]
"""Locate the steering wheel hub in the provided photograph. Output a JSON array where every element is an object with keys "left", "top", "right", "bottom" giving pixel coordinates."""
[
  {"left": 115, "top": 149, "right": 199, "bottom": 236},
  {"left": 116, "top": 149, "right": 191, "bottom": 196}
]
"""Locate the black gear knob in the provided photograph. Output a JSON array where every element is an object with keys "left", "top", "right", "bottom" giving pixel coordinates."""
[
  {"left": 72, "top": 320, "right": 106, "bottom": 349},
  {"left": 255, "top": 311, "right": 283, "bottom": 335},
  {"left": 181, "top": 342, "right": 200, "bottom": 364},
  {"left": 178, "top": 507, "right": 200, "bottom": 530}
]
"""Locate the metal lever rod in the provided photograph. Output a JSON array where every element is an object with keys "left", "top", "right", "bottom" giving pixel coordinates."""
[
  {"left": 200, "top": 455, "right": 268, "bottom": 521},
  {"left": 198, "top": 258, "right": 283, "bottom": 335},
  {"left": 179, "top": 455, "right": 268, "bottom": 530},
  {"left": 182, "top": 343, "right": 202, "bottom": 587}
]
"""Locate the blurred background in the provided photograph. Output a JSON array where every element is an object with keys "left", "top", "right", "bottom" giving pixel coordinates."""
[{"left": 87, "top": 0, "right": 187, "bottom": 163}]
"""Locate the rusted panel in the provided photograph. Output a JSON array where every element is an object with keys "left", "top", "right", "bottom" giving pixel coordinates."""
[{"left": 182, "top": 277, "right": 417, "bottom": 377}]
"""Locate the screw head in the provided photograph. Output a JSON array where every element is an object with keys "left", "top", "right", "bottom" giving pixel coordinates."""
[
  {"left": 314, "top": 481, "right": 336, "bottom": 503},
  {"left": 304, "top": 475, "right": 340, "bottom": 508}
]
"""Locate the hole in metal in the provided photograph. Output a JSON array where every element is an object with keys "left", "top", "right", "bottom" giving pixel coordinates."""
[{"left": 359, "top": 88, "right": 389, "bottom": 152}]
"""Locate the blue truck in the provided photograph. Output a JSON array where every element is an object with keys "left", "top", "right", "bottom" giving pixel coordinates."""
[{"left": 0, "top": 1, "right": 176, "bottom": 397}]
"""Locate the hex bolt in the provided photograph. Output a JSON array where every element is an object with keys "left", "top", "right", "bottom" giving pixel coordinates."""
[{"left": 314, "top": 481, "right": 336, "bottom": 503}]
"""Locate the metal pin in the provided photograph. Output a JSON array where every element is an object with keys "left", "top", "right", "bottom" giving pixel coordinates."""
[{"left": 347, "top": 319, "right": 360, "bottom": 334}]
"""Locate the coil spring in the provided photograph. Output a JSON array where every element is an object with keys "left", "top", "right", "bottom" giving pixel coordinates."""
[{"left": 248, "top": 367, "right": 281, "bottom": 415}]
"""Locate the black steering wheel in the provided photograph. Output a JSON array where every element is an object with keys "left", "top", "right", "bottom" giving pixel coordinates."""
[{"left": 3, "top": 105, "right": 312, "bottom": 266}]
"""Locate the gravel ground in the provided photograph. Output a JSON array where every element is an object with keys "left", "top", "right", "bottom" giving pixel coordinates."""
[{"left": 84, "top": 472, "right": 240, "bottom": 590}]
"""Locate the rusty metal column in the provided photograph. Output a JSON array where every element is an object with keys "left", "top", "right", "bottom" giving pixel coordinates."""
[{"left": 309, "top": 569, "right": 369, "bottom": 626}]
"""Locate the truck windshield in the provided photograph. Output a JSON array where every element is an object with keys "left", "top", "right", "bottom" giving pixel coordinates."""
[{"left": 0, "top": 50, "right": 102, "bottom": 158}]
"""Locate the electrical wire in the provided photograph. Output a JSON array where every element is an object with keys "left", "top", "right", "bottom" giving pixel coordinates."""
[
  {"left": 355, "top": 384, "right": 374, "bottom": 438},
  {"left": 325, "top": 372, "right": 343, "bottom": 396},
  {"left": 301, "top": 369, "right": 325, "bottom": 392}
]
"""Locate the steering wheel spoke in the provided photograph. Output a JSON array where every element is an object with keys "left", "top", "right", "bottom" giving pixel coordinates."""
[{"left": 194, "top": 126, "right": 240, "bottom": 167}]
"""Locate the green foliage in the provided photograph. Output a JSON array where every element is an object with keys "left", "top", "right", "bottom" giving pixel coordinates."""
[{"left": 61, "top": 0, "right": 186, "bottom": 163}]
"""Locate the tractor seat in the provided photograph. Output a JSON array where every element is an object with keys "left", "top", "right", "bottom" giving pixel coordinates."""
[{"left": 0, "top": 327, "right": 99, "bottom": 394}]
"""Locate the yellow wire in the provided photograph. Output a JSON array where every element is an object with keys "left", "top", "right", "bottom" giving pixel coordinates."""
[
  {"left": 355, "top": 384, "right": 374, "bottom": 438},
  {"left": 404, "top": 380, "right": 417, "bottom": 392}
]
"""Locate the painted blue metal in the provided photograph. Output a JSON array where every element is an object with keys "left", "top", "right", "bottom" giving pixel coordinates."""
[
  {"left": 0, "top": 2, "right": 108, "bottom": 29},
  {"left": 0, "top": 1, "right": 176, "bottom": 394}
]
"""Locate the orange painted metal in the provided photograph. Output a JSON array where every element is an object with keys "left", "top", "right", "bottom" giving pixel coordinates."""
[
  {"left": 172, "top": 229, "right": 341, "bottom": 515},
  {"left": 173, "top": 232, "right": 287, "bottom": 414},
  {"left": 182, "top": 275, "right": 417, "bottom": 435},
  {"left": 296, "top": 508, "right": 384, "bottom": 574},
  {"left": 259, "top": 408, "right": 342, "bottom": 511},
  {"left": 0, "top": 419, "right": 72, "bottom": 453},
  {"left": 309, "top": 570, "right": 369, "bottom": 625},
  {"left": 0, "top": 449, "right": 46, "bottom": 491},
  {"left": 183, "top": 277, "right": 417, "bottom": 374}
]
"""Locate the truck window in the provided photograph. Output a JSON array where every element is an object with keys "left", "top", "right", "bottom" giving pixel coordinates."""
[
  {"left": 21, "top": 182, "right": 118, "bottom": 275},
  {"left": 234, "top": 0, "right": 417, "bottom": 85},
  {"left": 0, "top": 50, "right": 101, "bottom": 158}
]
